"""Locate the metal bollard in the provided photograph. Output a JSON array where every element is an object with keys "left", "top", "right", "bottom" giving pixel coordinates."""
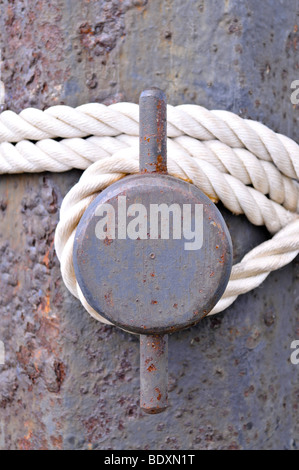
[{"left": 73, "top": 88, "right": 233, "bottom": 413}]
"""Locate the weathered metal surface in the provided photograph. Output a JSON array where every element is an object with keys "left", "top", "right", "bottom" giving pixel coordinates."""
[
  {"left": 140, "top": 334, "right": 168, "bottom": 414},
  {"left": 0, "top": 0, "right": 299, "bottom": 450},
  {"left": 139, "top": 88, "right": 167, "bottom": 174},
  {"left": 74, "top": 174, "right": 232, "bottom": 334}
]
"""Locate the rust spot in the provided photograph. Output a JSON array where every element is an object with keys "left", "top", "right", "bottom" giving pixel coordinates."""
[
  {"left": 155, "top": 387, "right": 162, "bottom": 401},
  {"left": 42, "top": 239, "right": 54, "bottom": 268},
  {"left": 103, "top": 236, "right": 113, "bottom": 246},
  {"left": 38, "top": 292, "right": 51, "bottom": 316},
  {"left": 151, "top": 300, "right": 158, "bottom": 305},
  {"left": 227, "top": 18, "right": 243, "bottom": 36},
  {"left": 79, "top": 23, "right": 94, "bottom": 36},
  {"left": 54, "top": 361, "right": 66, "bottom": 392},
  {"left": 155, "top": 153, "right": 167, "bottom": 173},
  {"left": 104, "top": 291, "right": 114, "bottom": 307},
  {"left": 147, "top": 363, "right": 157, "bottom": 372},
  {"left": 18, "top": 421, "right": 37, "bottom": 450},
  {"left": 50, "top": 435, "right": 63, "bottom": 450},
  {"left": 145, "top": 357, "right": 153, "bottom": 364},
  {"left": 218, "top": 254, "right": 225, "bottom": 264}
]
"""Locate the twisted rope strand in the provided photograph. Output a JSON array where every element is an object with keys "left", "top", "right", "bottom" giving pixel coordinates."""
[
  {"left": 1, "top": 102, "right": 299, "bottom": 180},
  {"left": 1, "top": 135, "right": 299, "bottom": 213}
]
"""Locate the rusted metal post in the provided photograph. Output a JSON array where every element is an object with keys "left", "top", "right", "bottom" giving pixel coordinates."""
[
  {"left": 139, "top": 87, "right": 167, "bottom": 174},
  {"left": 140, "top": 334, "right": 168, "bottom": 414},
  {"left": 73, "top": 86, "right": 232, "bottom": 414},
  {"left": 139, "top": 88, "right": 168, "bottom": 414}
]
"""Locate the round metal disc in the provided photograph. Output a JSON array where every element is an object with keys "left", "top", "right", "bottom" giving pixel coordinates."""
[{"left": 73, "top": 174, "right": 233, "bottom": 335}]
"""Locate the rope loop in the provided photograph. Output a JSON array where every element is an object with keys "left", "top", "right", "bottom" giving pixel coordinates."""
[{"left": 1, "top": 102, "right": 298, "bottom": 322}]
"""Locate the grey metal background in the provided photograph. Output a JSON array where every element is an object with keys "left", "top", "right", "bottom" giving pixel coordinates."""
[{"left": 0, "top": 0, "right": 298, "bottom": 450}]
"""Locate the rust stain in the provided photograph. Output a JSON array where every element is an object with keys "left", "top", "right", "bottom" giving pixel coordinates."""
[
  {"left": 43, "top": 240, "right": 54, "bottom": 269},
  {"left": 154, "top": 98, "right": 167, "bottom": 173},
  {"left": 54, "top": 361, "right": 66, "bottom": 391},
  {"left": 38, "top": 292, "right": 51, "bottom": 316},
  {"left": 50, "top": 435, "right": 63, "bottom": 450},
  {"left": 18, "top": 420, "right": 35, "bottom": 450},
  {"left": 103, "top": 236, "right": 113, "bottom": 246},
  {"left": 218, "top": 254, "right": 225, "bottom": 264},
  {"left": 104, "top": 291, "right": 114, "bottom": 307}
]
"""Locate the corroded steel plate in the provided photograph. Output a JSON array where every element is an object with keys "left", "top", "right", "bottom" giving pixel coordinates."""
[{"left": 73, "top": 174, "right": 233, "bottom": 335}]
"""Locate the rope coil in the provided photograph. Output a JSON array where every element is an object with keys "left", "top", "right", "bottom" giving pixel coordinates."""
[{"left": 1, "top": 102, "right": 298, "bottom": 324}]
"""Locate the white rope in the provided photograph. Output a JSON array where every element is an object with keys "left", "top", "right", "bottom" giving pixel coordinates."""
[{"left": 1, "top": 102, "right": 299, "bottom": 323}]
